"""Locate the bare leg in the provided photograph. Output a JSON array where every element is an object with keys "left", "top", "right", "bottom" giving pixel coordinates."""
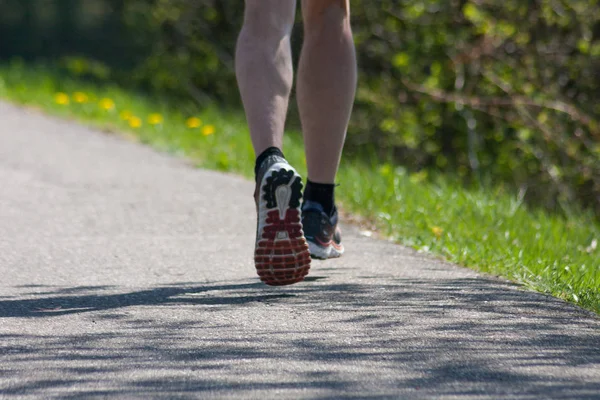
[
  {"left": 298, "top": 0, "right": 357, "bottom": 184},
  {"left": 235, "top": 0, "right": 297, "bottom": 156}
]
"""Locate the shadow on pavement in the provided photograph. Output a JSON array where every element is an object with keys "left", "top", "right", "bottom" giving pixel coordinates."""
[
  {"left": 0, "top": 282, "right": 293, "bottom": 317},
  {"left": 1, "top": 277, "right": 599, "bottom": 398}
]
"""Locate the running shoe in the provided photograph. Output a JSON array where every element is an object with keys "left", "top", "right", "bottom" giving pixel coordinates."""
[
  {"left": 254, "top": 155, "right": 311, "bottom": 285},
  {"left": 301, "top": 200, "right": 344, "bottom": 259}
]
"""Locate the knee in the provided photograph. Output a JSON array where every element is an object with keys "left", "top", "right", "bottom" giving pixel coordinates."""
[{"left": 242, "top": 0, "right": 296, "bottom": 40}]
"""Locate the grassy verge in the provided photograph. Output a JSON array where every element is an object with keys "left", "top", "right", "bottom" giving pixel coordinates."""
[{"left": 1, "top": 61, "right": 598, "bottom": 314}]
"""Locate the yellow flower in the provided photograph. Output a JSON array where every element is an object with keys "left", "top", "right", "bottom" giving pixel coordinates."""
[
  {"left": 129, "top": 116, "right": 142, "bottom": 128},
  {"left": 99, "top": 98, "right": 115, "bottom": 111},
  {"left": 148, "top": 113, "right": 163, "bottom": 125},
  {"left": 73, "top": 92, "right": 88, "bottom": 104},
  {"left": 378, "top": 164, "right": 391, "bottom": 177},
  {"left": 431, "top": 226, "right": 444, "bottom": 239},
  {"left": 186, "top": 117, "right": 202, "bottom": 128},
  {"left": 119, "top": 110, "right": 133, "bottom": 121},
  {"left": 202, "top": 125, "right": 215, "bottom": 136},
  {"left": 54, "top": 92, "right": 70, "bottom": 105}
]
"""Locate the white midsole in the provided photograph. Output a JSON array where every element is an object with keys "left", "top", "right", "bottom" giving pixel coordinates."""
[{"left": 308, "top": 241, "right": 344, "bottom": 259}]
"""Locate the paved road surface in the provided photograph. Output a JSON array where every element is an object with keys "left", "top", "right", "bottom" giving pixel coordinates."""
[{"left": 1, "top": 101, "right": 599, "bottom": 399}]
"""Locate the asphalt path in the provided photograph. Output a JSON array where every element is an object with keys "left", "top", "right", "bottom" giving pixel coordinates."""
[{"left": 1, "top": 101, "right": 599, "bottom": 399}]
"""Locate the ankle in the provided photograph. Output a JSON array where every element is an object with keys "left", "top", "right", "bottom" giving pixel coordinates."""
[
  {"left": 303, "top": 179, "right": 336, "bottom": 216},
  {"left": 254, "top": 147, "right": 285, "bottom": 179}
]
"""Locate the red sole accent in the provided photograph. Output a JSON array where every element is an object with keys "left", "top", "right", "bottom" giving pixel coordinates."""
[
  {"left": 313, "top": 237, "right": 343, "bottom": 252},
  {"left": 255, "top": 209, "right": 311, "bottom": 286},
  {"left": 331, "top": 241, "right": 344, "bottom": 251}
]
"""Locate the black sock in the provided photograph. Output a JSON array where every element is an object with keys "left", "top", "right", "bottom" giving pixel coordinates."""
[
  {"left": 254, "top": 147, "right": 285, "bottom": 178},
  {"left": 304, "top": 179, "right": 336, "bottom": 216}
]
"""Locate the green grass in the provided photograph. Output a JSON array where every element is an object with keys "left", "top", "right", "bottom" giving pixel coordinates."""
[{"left": 1, "top": 61, "right": 599, "bottom": 313}]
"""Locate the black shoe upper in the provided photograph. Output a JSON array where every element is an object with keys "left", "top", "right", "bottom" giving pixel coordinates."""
[
  {"left": 254, "top": 155, "right": 287, "bottom": 205},
  {"left": 301, "top": 200, "right": 342, "bottom": 247}
]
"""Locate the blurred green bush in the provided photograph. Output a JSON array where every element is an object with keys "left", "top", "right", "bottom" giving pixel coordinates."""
[{"left": 0, "top": 0, "right": 598, "bottom": 214}]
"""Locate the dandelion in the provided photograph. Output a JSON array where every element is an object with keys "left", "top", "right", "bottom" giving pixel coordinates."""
[
  {"left": 119, "top": 110, "right": 133, "bottom": 121},
  {"left": 129, "top": 116, "right": 142, "bottom": 128},
  {"left": 431, "top": 226, "right": 444, "bottom": 239},
  {"left": 73, "top": 92, "right": 88, "bottom": 104},
  {"left": 54, "top": 92, "right": 70, "bottom": 106},
  {"left": 99, "top": 98, "right": 115, "bottom": 111},
  {"left": 202, "top": 125, "right": 215, "bottom": 136},
  {"left": 186, "top": 117, "right": 202, "bottom": 128},
  {"left": 378, "top": 164, "right": 391, "bottom": 177},
  {"left": 148, "top": 113, "right": 163, "bottom": 125}
]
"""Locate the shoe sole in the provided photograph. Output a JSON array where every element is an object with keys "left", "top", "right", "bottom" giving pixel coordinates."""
[
  {"left": 255, "top": 163, "right": 311, "bottom": 286},
  {"left": 307, "top": 240, "right": 344, "bottom": 260}
]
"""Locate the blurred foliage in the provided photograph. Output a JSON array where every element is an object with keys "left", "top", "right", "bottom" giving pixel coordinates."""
[{"left": 0, "top": 0, "right": 598, "bottom": 214}]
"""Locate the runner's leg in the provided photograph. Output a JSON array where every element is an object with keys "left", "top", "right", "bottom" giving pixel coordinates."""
[
  {"left": 236, "top": 0, "right": 311, "bottom": 285},
  {"left": 298, "top": 0, "right": 356, "bottom": 259},
  {"left": 298, "top": 0, "right": 357, "bottom": 185},
  {"left": 235, "top": 0, "right": 297, "bottom": 157}
]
